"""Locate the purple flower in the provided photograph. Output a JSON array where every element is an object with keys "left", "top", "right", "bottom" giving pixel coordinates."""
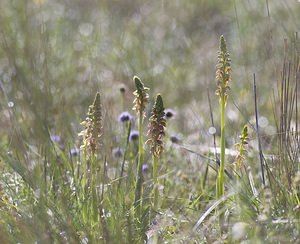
[
  {"left": 118, "top": 111, "right": 132, "bottom": 123},
  {"left": 165, "top": 109, "right": 176, "bottom": 119},
  {"left": 112, "top": 147, "right": 124, "bottom": 158},
  {"left": 119, "top": 85, "right": 126, "bottom": 94},
  {"left": 50, "top": 135, "right": 64, "bottom": 150},
  {"left": 142, "top": 163, "right": 149, "bottom": 173},
  {"left": 170, "top": 135, "right": 180, "bottom": 144},
  {"left": 129, "top": 130, "right": 139, "bottom": 141},
  {"left": 69, "top": 148, "right": 80, "bottom": 157},
  {"left": 51, "top": 135, "right": 61, "bottom": 144}
]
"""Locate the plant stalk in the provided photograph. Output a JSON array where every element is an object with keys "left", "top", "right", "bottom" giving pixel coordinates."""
[
  {"left": 153, "top": 155, "right": 159, "bottom": 210},
  {"left": 218, "top": 95, "right": 226, "bottom": 197},
  {"left": 134, "top": 112, "right": 144, "bottom": 217}
]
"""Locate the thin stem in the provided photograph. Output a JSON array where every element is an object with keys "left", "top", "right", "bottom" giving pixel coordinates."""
[
  {"left": 83, "top": 148, "right": 88, "bottom": 190},
  {"left": 153, "top": 155, "right": 159, "bottom": 211},
  {"left": 91, "top": 153, "right": 98, "bottom": 223},
  {"left": 253, "top": 74, "right": 265, "bottom": 186},
  {"left": 119, "top": 121, "right": 131, "bottom": 189},
  {"left": 219, "top": 95, "right": 226, "bottom": 196},
  {"left": 134, "top": 112, "right": 144, "bottom": 217},
  {"left": 207, "top": 87, "right": 219, "bottom": 163},
  {"left": 217, "top": 95, "right": 226, "bottom": 198},
  {"left": 216, "top": 93, "right": 226, "bottom": 232}
]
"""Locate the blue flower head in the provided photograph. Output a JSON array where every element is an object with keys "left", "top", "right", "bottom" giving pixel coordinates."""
[
  {"left": 129, "top": 130, "right": 139, "bottom": 141},
  {"left": 118, "top": 111, "right": 132, "bottom": 123}
]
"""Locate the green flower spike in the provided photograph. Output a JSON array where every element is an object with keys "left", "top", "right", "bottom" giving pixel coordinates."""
[
  {"left": 79, "top": 92, "right": 102, "bottom": 155},
  {"left": 216, "top": 35, "right": 232, "bottom": 105},
  {"left": 146, "top": 94, "right": 166, "bottom": 158},
  {"left": 146, "top": 94, "right": 166, "bottom": 211},
  {"left": 133, "top": 76, "right": 149, "bottom": 117},
  {"left": 132, "top": 76, "right": 149, "bottom": 218},
  {"left": 216, "top": 35, "right": 232, "bottom": 199}
]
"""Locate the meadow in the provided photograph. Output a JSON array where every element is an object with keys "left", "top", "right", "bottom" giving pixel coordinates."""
[{"left": 0, "top": 0, "right": 299, "bottom": 243}]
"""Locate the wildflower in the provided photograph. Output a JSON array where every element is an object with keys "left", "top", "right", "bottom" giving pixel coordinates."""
[
  {"left": 234, "top": 125, "right": 249, "bottom": 169},
  {"left": 132, "top": 76, "right": 149, "bottom": 118},
  {"left": 118, "top": 111, "right": 132, "bottom": 123},
  {"left": 112, "top": 147, "right": 124, "bottom": 158},
  {"left": 142, "top": 163, "right": 149, "bottom": 173},
  {"left": 51, "top": 135, "right": 61, "bottom": 144},
  {"left": 170, "top": 135, "right": 180, "bottom": 144},
  {"left": 78, "top": 92, "right": 102, "bottom": 155},
  {"left": 70, "top": 147, "right": 80, "bottom": 157},
  {"left": 132, "top": 76, "right": 149, "bottom": 215},
  {"left": 215, "top": 35, "right": 231, "bottom": 104},
  {"left": 146, "top": 94, "right": 166, "bottom": 157},
  {"left": 119, "top": 85, "right": 126, "bottom": 94},
  {"left": 129, "top": 130, "right": 139, "bottom": 141},
  {"left": 146, "top": 94, "right": 166, "bottom": 211},
  {"left": 50, "top": 135, "right": 64, "bottom": 150},
  {"left": 164, "top": 108, "right": 176, "bottom": 119},
  {"left": 215, "top": 35, "right": 232, "bottom": 199}
]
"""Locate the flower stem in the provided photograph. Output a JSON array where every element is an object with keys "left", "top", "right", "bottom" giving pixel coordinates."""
[
  {"left": 217, "top": 95, "right": 226, "bottom": 198},
  {"left": 134, "top": 112, "right": 144, "bottom": 217},
  {"left": 153, "top": 155, "right": 159, "bottom": 211}
]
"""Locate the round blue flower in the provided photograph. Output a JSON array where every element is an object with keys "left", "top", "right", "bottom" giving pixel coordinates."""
[
  {"left": 129, "top": 130, "right": 139, "bottom": 141},
  {"left": 165, "top": 108, "right": 176, "bottom": 119},
  {"left": 118, "top": 111, "right": 132, "bottom": 123},
  {"left": 112, "top": 147, "right": 124, "bottom": 158},
  {"left": 142, "top": 163, "right": 149, "bottom": 173},
  {"left": 69, "top": 148, "right": 80, "bottom": 157}
]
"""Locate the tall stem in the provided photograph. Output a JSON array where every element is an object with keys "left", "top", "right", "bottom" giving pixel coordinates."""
[
  {"left": 153, "top": 155, "right": 159, "bottom": 211},
  {"left": 219, "top": 95, "right": 226, "bottom": 197},
  {"left": 216, "top": 94, "right": 226, "bottom": 231},
  {"left": 134, "top": 112, "right": 144, "bottom": 217}
]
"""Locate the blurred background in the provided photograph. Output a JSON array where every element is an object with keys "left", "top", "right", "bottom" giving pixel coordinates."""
[{"left": 0, "top": 0, "right": 299, "bottom": 152}]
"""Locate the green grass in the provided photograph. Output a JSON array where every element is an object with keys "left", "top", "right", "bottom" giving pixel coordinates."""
[{"left": 0, "top": 0, "right": 300, "bottom": 243}]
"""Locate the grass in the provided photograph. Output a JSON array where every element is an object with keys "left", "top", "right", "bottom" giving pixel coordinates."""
[{"left": 0, "top": 0, "right": 300, "bottom": 243}]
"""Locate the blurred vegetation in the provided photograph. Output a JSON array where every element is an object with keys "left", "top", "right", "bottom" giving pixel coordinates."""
[{"left": 0, "top": 0, "right": 299, "bottom": 243}]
